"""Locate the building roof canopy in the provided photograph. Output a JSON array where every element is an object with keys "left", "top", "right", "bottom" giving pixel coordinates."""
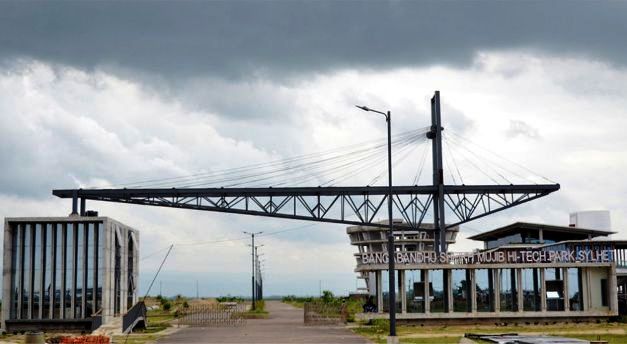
[{"left": 468, "top": 222, "right": 615, "bottom": 242}]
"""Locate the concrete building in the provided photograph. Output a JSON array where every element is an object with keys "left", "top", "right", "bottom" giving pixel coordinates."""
[
  {"left": 2, "top": 216, "right": 139, "bottom": 332},
  {"left": 348, "top": 221, "right": 627, "bottom": 323}
]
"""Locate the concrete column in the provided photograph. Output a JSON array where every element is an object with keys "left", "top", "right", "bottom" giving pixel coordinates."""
[
  {"left": 423, "top": 270, "right": 430, "bottom": 314},
  {"left": 399, "top": 270, "right": 406, "bottom": 313},
  {"left": 133, "top": 231, "right": 140, "bottom": 306},
  {"left": 517, "top": 269, "right": 523, "bottom": 313},
  {"left": 493, "top": 269, "right": 500, "bottom": 312},
  {"left": 376, "top": 270, "right": 383, "bottom": 313},
  {"left": 2, "top": 219, "right": 14, "bottom": 328},
  {"left": 540, "top": 268, "right": 547, "bottom": 312},
  {"left": 563, "top": 267, "right": 570, "bottom": 312},
  {"left": 609, "top": 265, "right": 618, "bottom": 313},
  {"left": 102, "top": 220, "right": 112, "bottom": 321},
  {"left": 447, "top": 269, "right": 453, "bottom": 313},
  {"left": 120, "top": 226, "right": 129, "bottom": 313},
  {"left": 583, "top": 268, "right": 591, "bottom": 310},
  {"left": 470, "top": 269, "right": 477, "bottom": 313}
]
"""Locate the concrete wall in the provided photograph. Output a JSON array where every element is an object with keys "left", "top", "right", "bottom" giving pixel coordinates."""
[
  {"left": 1, "top": 216, "right": 140, "bottom": 331},
  {"left": 588, "top": 267, "right": 610, "bottom": 311}
]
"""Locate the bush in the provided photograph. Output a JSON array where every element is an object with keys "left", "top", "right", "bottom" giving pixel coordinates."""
[
  {"left": 162, "top": 301, "right": 172, "bottom": 311},
  {"left": 183, "top": 301, "right": 189, "bottom": 308},
  {"left": 370, "top": 319, "right": 390, "bottom": 333},
  {"left": 321, "top": 290, "right": 335, "bottom": 304},
  {"left": 216, "top": 295, "right": 244, "bottom": 303}
]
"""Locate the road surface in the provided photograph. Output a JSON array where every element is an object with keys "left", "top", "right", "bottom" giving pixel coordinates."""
[{"left": 157, "top": 300, "right": 371, "bottom": 344}]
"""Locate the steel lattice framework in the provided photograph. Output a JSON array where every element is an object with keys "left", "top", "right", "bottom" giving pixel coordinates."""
[
  {"left": 52, "top": 184, "right": 558, "bottom": 229},
  {"left": 52, "top": 91, "right": 560, "bottom": 251}
]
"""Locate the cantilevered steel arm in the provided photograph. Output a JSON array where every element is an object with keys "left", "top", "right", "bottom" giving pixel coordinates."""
[{"left": 53, "top": 183, "right": 559, "bottom": 229}]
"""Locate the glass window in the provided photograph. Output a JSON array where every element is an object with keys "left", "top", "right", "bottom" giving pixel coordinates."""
[
  {"left": 522, "top": 268, "right": 541, "bottom": 311},
  {"left": 405, "top": 270, "right": 424, "bottom": 313},
  {"left": 10, "top": 224, "right": 22, "bottom": 319},
  {"left": 87, "top": 223, "right": 95, "bottom": 316},
  {"left": 486, "top": 233, "right": 523, "bottom": 249},
  {"left": 381, "top": 270, "right": 401, "bottom": 313},
  {"left": 22, "top": 224, "right": 31, "bottom": 319},
  {"left": 475, "top": 269, "right": 493, "bottom": 312},
  {"left": 33, "top": 224, "right": 42, "bottom": 319},
  {"left": 568, "top": 268, "right": 583, "bottom": 311},
  {"left": 452, "top": 269, "right": 471, "bottom": 312},
  {"left": 127, "top": 232, "right": 135, "bottom": 310},
  {"left": 545, "top": 268, "right": 564, "bottom": 311},
  {"left": 54, "top": 224, "right": 63, "bottom": 319},
  {"left": 65, "top": 224, "right": 73, "bottom": 319},
  {"left": 97, "top": 223, "right": 104, "bottom": 312},
  {"left": 429, "top": 269, "right": 446, "bottom": 313},
  {"left": 499, "top": 268, "right": 518, "bottom": 312},
  {"left": 44, "top": 224, "right": 52, "bottom": 319},
  {"left": 76, "top": 223, "right": 84, "bottom": 318}
]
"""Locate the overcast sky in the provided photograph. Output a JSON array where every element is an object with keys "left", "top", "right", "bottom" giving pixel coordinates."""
[{"left": 1, "top": 1, "right": 627, "bottom": 297}]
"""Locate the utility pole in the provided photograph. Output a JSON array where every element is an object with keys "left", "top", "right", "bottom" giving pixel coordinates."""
[
  {"left": 244, "top": 231, "right": 262, "bottom": 310},
  {"left": 254, "top": 247, "right": 264, "bottom": 304},
  {"left": 356, "top": 105, "right": 396, "bottom": 338},
  {"left": 159, "top": 281, "right": 162, "bottom": 296},
  {"left": 196, "top": 280, "right": 199, "bottom": 299}
]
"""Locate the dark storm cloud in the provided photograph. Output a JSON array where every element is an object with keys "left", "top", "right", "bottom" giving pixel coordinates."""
[{"left": 1, "top": 1, "right": 626, "bottom": 80}]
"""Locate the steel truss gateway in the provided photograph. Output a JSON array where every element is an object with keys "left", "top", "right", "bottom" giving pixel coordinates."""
[
  {"left": 53, "top": 184, "right": 558, "bottom": 230},
  {"left": 52, "top": 91, "right": 560, "bottom": 249}
]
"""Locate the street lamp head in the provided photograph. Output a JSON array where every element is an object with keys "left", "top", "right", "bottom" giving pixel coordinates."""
[{"left": 355, "top": 105, "right": 370, "bottom": 112}]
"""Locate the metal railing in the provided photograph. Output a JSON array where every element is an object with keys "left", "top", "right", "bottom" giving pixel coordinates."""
[
  {"left": 177, "top": 303, "right": 247, "bottom": 327},
  {"left": 303, "top": 302, "right": 347, "bottom": 325},
  {"left": 123, "top": 301, "right": 147, "bottom": 334}
]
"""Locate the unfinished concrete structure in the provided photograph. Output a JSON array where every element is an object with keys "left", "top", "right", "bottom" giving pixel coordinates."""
[
  {"left": 350, "top": 221, "right": 627, "bottom": 323},
  {"left": 1, "top": 216, "right": 139, "bottom": 332}
]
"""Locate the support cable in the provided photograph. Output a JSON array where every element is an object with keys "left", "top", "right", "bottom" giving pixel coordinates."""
[
  {"left": 447, "top": 130, "right": 556, "bottom": 183},
  {"left": 104, "top": 127, "right": 428, "bottom": 189},
  {"left": 444, "top": 134, "right": 512, "bottom": 184}
]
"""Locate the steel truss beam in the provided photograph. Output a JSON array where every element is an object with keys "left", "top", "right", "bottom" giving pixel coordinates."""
[{"left": 53, "top": 184, "right": 559, "bottom": 229}]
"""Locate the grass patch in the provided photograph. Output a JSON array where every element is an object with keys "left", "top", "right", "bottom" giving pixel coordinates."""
[
  {"left": 352, "top": 321, "right": 627, "bottom": 343},
  {"left": 562, "top": 333, "right": 627, "bottom": 342},
  {"left": 112, "top": 334, "right": 162, "bottom": 344}
]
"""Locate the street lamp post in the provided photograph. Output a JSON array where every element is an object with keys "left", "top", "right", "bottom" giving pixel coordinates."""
[
  {"left": 356, "top": 105, "right": 396, "bottom": 338},
  {"left": 244, "top": 231, "right": 263, "bottom": 310}
]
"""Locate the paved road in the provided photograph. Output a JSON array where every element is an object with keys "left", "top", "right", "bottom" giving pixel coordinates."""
[{"left": 157, "top": 301, "right": 371, "bottom": 344}]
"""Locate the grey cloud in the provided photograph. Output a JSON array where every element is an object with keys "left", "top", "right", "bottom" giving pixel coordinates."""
[
  {"left": 1, "top": 1, "right": 626, "bottom": 81},
  {"left": 507, "top": 120, "right": 540, "bottom": 139}
]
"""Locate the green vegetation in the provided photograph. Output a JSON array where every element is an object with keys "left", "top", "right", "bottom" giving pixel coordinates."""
[
  {"left": 242, "top": 300, "right": 269, "bottom": 319},
  {"left": 217, "top": 295, "right": 244, "bottom": 302},
  {"left": 283, "top": 290, "right": 365, "bottom": 322},
  {"left": 352, "top": 321, "right": 627, "bottom": 344}
]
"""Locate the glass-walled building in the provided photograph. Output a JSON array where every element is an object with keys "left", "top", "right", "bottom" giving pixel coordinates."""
[
  {"left": 349, "top": 221, "right": 626, "bottom": 323},
  {"left": 2, "top": 216, "right": 139, "bottom": 332}
]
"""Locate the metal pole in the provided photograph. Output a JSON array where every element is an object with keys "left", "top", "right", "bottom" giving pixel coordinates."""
[
  {"left": 80, "top": 197, "right": 86, "bottom": 216},
  {"left": 428, "top": 91, "right": 447, "bottom": 255},
  {"left": 252, "top": 233, "right": 256, "bottom": 311},
  {"left": 386, "top": 110, "right": 396, "bottom": 337},
  {"left": 254, "top": 246, "right": 259, "bottom": 302},
  {"left": 71, "top": 190, "right": 78, "bottom": 215}
]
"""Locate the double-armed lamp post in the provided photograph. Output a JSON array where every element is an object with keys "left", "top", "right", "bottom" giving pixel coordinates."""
[{"left": 355, "top": 105, "right": 396, "bottom": 338}]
